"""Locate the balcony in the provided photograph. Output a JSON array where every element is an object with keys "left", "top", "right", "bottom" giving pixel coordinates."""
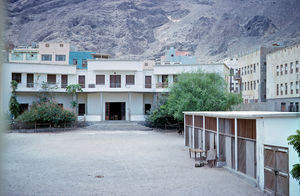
[
  {"left": 156, "top": 82, "right": 168, "bottom": 88},
  {"left": 110, "top": 83, "right": 121, "bottom": 88}
]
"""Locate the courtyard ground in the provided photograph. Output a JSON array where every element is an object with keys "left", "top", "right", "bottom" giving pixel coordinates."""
[{"left": 2, "top": 123, "right": 265, "bottom": 196}]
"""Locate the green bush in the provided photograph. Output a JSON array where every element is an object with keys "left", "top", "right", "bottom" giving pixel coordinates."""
[
  {"left": 287, "top": 130, "right": 300, "bottom": 181},
  {"left": 16, "top": 102, "right": 76, "bottom": 125}
]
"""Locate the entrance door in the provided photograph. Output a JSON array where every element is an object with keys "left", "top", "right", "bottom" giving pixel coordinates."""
[
  {"left": 105, "top": 102, "right": 126, "bottom": 120},
  {"left": 264, "top": 145, "right": 289, "bottom": 196}
]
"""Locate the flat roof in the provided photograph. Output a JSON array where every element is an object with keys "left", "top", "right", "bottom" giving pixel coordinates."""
[{"left": 183, "top": 111, "right": 300, "bottom": 119}]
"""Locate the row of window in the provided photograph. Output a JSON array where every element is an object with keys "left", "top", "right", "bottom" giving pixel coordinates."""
[
  {"left": 276, "top": 81, "right": 299, "bottom": 96},
  {"left": 240, "top": 63, "right": 259, "bottom": 76},
  {"left": 72, "top": 59, "right": 88, "bottom": 67},
  {"left": 241, "top": 80, "right": 259, "bottom": 91},
  {"left": 12, "top": 73, "right": 153, "bottom": 89},
  {"left": 276, "top": 61, "right": 299, "bottom": 76},
  {"left": 41, "top": 54, "right": 66, "bottom": 62}
]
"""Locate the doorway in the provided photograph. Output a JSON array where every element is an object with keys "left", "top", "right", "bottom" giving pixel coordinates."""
[
  {"left": 264, "top": 145, "right": 289, "bottom": 196},
  {"left": 105, "top": 102, "right": 126, "bottom": 120}
]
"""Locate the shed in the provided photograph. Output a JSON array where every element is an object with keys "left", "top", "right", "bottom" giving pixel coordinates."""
[{"left": 183, "top": 111, "right": 300, "bottom": 196}]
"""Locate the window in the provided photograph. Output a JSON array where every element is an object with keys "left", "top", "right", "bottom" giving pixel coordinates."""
[
  {"left": 280, "top": 64, "right": 283, "bottom": 75},
  {"left": 144, "top": 62, "right": 148, "bottom": 66},
  {"left": 247, "top": 82, "right": 249, "bottom": 90},
  {"left": 285, "top": 64, "right": 288, "bottom": 74},
  {"left": 110, "top": 75, "right": 121, "bottom": 88},
  {"left": 78, "top": 75, "right": 85, "bottom": 88},
  {"left": 290, "top": 62, "right": 293, "bottom": 74},
  {"left": 55, "top": 55, "right": 66, "bottom": 61},
  {"left": 20, "top": 104, "right": 29, "bottom": 114},
  {"left": 296, "top": 61, "right": 299, "bottom": 73},
  {"left": 61, "top": 75, "right": 68, "bottom": 88},
  {"left": 126, "top": 75, "right": 135, "bottom": 85},
  {"left": 145, "top": 104, "right": 151, "bottom": 114},
  {"left": 82, "top": 59, "right": 87, "bottom": 68},
  {"left": 296, "top": 81, "right": 299, "bottom": 94},
  {"left": 251, "top": 81, "right": 253, "bottom": 90},
  {"left": 247, "top": 65, "right": 250, "bottom": 74},
  {"left": 296, "top": 102, "right": 299, "bottom": 112},
  {"left": 96, "top": 75, "right": 105, "bottom": 85},
  {"left": 257, "top": 80, "right": 259, "bottom": 84},
  {"left": 253, "top": 64, "right": 256, "bottom": 73},
  {"left": 59, "top": 44, "right": 63, "bottom": 47},
  {"left": 241, "top": 67, "right": 244, "bottom": 75},
  {"left": 285, "top": 83, "right": 288, "bottom": 95},
  {"left": 78, "top": 104, "right": 85, "bottom": 116},
  {"left": 290, "top": 82, "right": 293, "bottom": 94},
  {"left": 12, "top": 73, "right": 21, "bottom": 83},
  {"left": 47, "top": 74, "right": 56, "bottom": 84},
  {"left": 27, "top": 73, "right": 34, "bottom": 88},
  {"left": 280, "top": 84, "right": 283, "bottom": 95},
  {"left": 41, "top": 54, "right": 52, "bottom": 61},
  {"left": 250, "top": 64, "right": 253, "bottom": 74},
  {"left": 45, "top": 43, "right": 49, "bottom": 47},
  {"left": 145, "top": 76, "right": 152, "bottom": 88},
  {"left": 254, "top": 81, "right": 256, "bottom": 90},
  {"left": 276, "top": 66, "right": 279, "bottom": 76},
  {"left": 73, "top": 59, "right": 78, "bottom": 65},
  {"left": 276, "top": 84, "right": 279, "bottom": 96}
]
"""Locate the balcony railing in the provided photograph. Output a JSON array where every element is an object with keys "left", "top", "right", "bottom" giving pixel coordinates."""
[
  {"left": 156, "top": 82, "right": 168, "bottom": 88},
  {"left": 110, "top": 83, "right": 121, "bottom": 88}
]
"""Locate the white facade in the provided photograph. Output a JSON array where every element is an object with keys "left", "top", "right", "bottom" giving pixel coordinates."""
[
  {"left": 184, "top": 111, "right": 300, "bottom": 196},
  {"left": 3, "top": 49, "right": 230, "bottom": 121},
  {"left": 267, "top": 44, "right": 300, "bottom": 99}
]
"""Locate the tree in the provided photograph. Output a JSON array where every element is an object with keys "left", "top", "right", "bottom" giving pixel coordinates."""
[
  {"left": 166, "top": 72, "right": 242, "bottom": 121},
  {"left": 146, "top": 72, "right": 242, "bottom": 126},
  {"left": 9, "top": 80, "right": 20, "bottom": 119},
  {"left": 66, "top": 84, "right": 83, "bottom": 113},
  {"left": 287, "top": 130, "right": 300, "bottom": 181}
]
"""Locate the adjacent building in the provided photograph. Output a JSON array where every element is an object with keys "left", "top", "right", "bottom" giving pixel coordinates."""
[
  {"left": 266, "top": 44, "right": 300, "bottom": 111},
  {"left": 2, "top": 43, "right": 230, "bottom": 121},
  {"left": 184, "top": 111, "right": 300, "bottom": 196}
]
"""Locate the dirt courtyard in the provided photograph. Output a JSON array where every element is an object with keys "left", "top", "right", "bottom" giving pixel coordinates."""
[{"left": 2, "top": 127, "right": 265, "bottom": 196}]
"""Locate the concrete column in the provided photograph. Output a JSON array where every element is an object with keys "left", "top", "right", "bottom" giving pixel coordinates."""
[
  {"left": 203, "top": 116, "right": 206, "bottom": 150},
  {"left": 128, "top": 92, "right": 132, "bottom": 121},
  {"left": 216, "top": 117, "right": 219, "bottom": 158},
  {"left": 100, "top": 92, "right": 103, "bottom": 121},
  {"left": 234, "top": 118, "right": 238, "bottom": 171}
]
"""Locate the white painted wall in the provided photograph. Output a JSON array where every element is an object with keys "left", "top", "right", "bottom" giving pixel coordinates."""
[
  {"left": 256, "top": 117, "right": 300, "bottom": 195},
  {"left": 88, "top": 60, "right": 143, "bottom": 71}
]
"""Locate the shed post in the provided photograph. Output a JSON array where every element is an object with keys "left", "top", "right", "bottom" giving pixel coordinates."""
[
  {"left": 184, "top": 114, "right": 186, "bottom": 146},
  {"left": 192, "top": 114, "right": 195, "bottom": 149},
  {"left": 203, "top": 116, "right": 206, "bottom": 150},
  {"left": 234, "top": 117, "right": 238, "bottom": 171},
  {"left": 216, "top": 117, "right": 219, "bottom": 158}
]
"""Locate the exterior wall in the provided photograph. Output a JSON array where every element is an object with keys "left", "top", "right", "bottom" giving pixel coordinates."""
[
  {"left": 238, "top": 49, "right": 262, "bottom": 103},
  {"left": 39, "top": 42, "right": 70, "bottom": 65},
  {"left": 69, "top": 51, "right": 95, "bottom": 69},
  {"left": 266, "top": 44, "right": 300, "bottom": 100},
  {"left": 256, "top": 117, "right": 300, "bottom": 195},
  {"left": 162, "top": 47, "right": 197, "bottom": 64}
]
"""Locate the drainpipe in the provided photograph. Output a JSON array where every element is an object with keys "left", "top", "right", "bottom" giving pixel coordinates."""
[
  {"left": 203, "top": 116, "right": 206, "bottom": 151},
  {"left": 216, "top": 117, "right": 219, "bottom": 159},
  {"left": 234, "top": 118, "right": 238, "bottom": 171}
]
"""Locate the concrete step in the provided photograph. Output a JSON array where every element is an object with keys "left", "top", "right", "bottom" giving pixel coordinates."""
[{"left": 83, "top": 121, "right": 153, "bottom": 131}]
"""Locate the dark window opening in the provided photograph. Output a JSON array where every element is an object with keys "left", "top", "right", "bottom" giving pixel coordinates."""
[
  {"left": 145, "top": 104, "right": 151, "bottom": 114},
  {"left": 110, "top": 75, "right": 121, "bottom": 88},
  {"left": 78, "top": 75, "right": 85, "bottom": 88},
  {"left": 78, "top": 104, "right": 85, "bottom": 116},
  {"left": 73, "top": 59, "right": 78, "bottom": 65},
  {"left": 20, "top": 104, "right": 29, "bottom": 114},
  {"left": 126, "top": 75, "right": 135, "bottom": 85},
  {"left": 61, "top": 75, "right": 68, "bottom": 88},
  {"left": 47, "top": 74, "right": 56, "bottom": 84},
  {"left": 96, "top": 75, "right": 105, "bottom": 85},
  {"left": 145, "top": 76, "right": 152, "bottom": 88},
  {"left": 27, "top": 73, "right": 34, "bottom": 88},
  {"left": 105, "top": 102, "right": 125, "bottom": 120},
  {"left": 12, "top": 73, "right": 22, "bottom": 83}
]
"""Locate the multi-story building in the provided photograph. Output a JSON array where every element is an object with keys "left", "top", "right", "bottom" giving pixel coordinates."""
[
  {"left": 2, "top": 43, "right": 230, "bottom": 121},
  {"left": 159, "top": 47, "right": 197, "bottom": 65},
  {"left": 69, "top": 51, "right": 95, "bottom": 69},
  {"left": 266, "top": 44, "right": 300, "bottom": 112},
  {"left": 238, "top": 47, "right": 281, "bottom": 103},
  {"left": 221, "top": 58, "right": 240, "bottom": 93}
]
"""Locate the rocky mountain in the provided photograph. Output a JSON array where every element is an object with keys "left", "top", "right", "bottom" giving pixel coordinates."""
[{"left": 6, "top": 0, "right": 300, "bottom": 62}]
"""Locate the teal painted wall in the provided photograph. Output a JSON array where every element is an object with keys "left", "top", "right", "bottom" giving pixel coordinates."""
[{"left": 69, "top": 51, "right": 95, "bottom": 69}]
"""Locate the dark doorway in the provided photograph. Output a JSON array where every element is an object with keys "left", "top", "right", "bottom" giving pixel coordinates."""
[
  {"left": 105, "top": 102, "right": 125, "bottom": 120},
  {"left": 78, "top": 104, "right": 86, "bottom": 116}
]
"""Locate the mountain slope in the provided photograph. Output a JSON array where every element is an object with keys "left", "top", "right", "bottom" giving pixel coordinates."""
[{"left": 6, "top": 0, "right": 300, "bottom": 61}]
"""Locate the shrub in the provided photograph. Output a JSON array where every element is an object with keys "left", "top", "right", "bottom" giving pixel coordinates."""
[
  {"left": 287, "top": 130, "right": 300, "bottom": 181},
  {"left": 16, "top": 102, "right": 76, "bottom": 125}
]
